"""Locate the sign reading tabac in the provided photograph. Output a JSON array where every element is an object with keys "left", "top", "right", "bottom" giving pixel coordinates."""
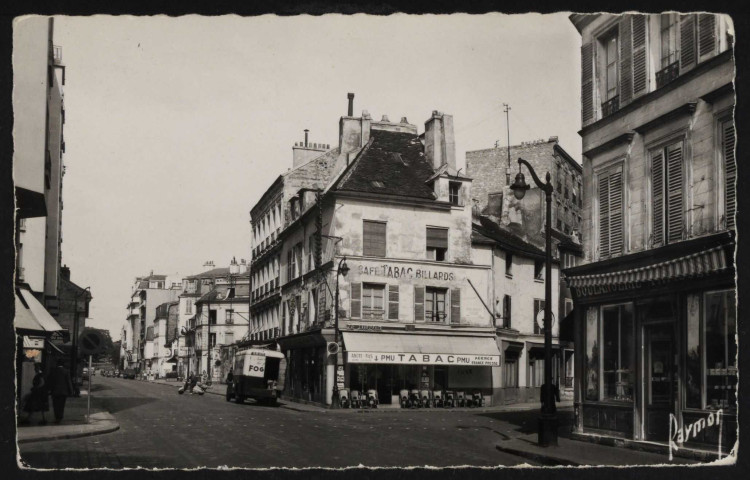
[
  {"left": 357, "top": 264, "right": 457, "bottom": 281},
  {"left": 347, "top": 351, "right": 500, "bottom": 366}
]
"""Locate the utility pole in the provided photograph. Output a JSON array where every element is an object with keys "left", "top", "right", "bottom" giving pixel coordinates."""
[{"left": 503, "top": 103, "right": 512, "bottom": 186}]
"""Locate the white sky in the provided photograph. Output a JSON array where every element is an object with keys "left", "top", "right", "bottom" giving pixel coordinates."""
[{"left": 50, "top": 13, "right": 582, "bottom": 339}]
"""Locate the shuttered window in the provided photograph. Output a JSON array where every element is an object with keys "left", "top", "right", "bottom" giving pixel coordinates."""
[
  {"left": 426, "top": 227, "right": 448, "bottom": 261},
  {"left": 581, "top": 42, "right": 595, "bottom": 124},
  {"left": 651, "top": 141, "right": 685, "bottom": 245},
  {"left": 619, "top": 15, "right": 648, "bottom": 107},
  {"left": 414, "top": 286, "right": 425, "bottom": 322},
  {"left": 680, "top": 14, "right": 697, "bottom": 71},
  {"left": 722, "top": 120, "right": 736, "bottom": 230},
  {"left": 698, "top": 13, "right": 717, "bottom": 59},
  {"left": 632, "top": 15, "right": 648, "bottom": 96},
  {"left": 388, "top": 285, "right": 399, "bottom": 320},
  {"left": 363, "top": 220, "right": 386, "bottom": 257},
  {"left": 350, "top": 283, "right": 362, "bottom": 319},
  {"left": 619, "top": 16, "right": 633, "bottom": 105},
  {"left": 597, "top": 166, "right": 624, "bottom": 259},
  {"left": 450, "top": 289, "right": 461, "bottom": 325}
]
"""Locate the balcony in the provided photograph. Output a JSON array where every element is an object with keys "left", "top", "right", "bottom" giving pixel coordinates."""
[
  {"left": 601, "top": 95, "right": 619, "bottom": 118},
  {"left": 656, "top": 61, "right": 680, "bottom": 89}
]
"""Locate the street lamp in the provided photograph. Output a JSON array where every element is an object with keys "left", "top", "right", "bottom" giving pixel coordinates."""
[
  {"left": 72, "top": 286, "right": 91, "bottom": 397},
  {"left": 330, "top": 256, "right": 350, "bottom": 409},
  {"left": 510, "top": 157, "right": 558, "bottom": 447}
]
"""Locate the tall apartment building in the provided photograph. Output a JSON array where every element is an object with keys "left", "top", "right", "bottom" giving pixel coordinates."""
[{"left": 566, "top": 13, "right": 736, "bottom": 453}]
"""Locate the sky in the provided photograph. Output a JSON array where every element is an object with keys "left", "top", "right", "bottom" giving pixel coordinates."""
[{"left": 47, "top": 13, "right": 582, "bottom": 339}]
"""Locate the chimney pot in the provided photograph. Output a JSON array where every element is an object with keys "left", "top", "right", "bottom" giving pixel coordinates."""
[
  {"left": 347, "top": 92, "right": 354, "bottom": 116},
  {"left": 362, "top": 110, "right": 371, "bottom": 120},
  {"left": 400, "top": 117, "right": 408, "bottom": 124},
  {"left": 381, "top": 115, "right": 390, "bottom": 122},
  {"left": 304, "top": 129, "right": 309, "bottom": 147}
]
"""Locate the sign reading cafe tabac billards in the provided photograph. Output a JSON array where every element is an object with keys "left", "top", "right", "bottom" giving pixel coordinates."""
[{"left": 79, "top": 330, "right": 107, "bottom": 356}]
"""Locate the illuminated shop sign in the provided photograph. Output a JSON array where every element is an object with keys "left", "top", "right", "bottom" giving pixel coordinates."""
[
  {"left": 347, "top": 351, "right": 500, "bottom": 366},
  {"left": 357, "top": 264, "right": 456, "bottom": 281}
]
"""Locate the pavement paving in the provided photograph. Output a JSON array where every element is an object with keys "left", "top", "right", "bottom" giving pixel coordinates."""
[{"left": 16, "top": 390, "right": 119, "bottom": 444}]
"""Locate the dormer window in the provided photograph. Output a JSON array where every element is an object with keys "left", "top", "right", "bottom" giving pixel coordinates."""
[{"left": 449, "top": 182, "right": 461, "bottom": 206}]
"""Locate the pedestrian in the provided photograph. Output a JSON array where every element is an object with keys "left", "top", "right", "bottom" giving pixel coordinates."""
[
  {"left": 226, "top": 368, "right": 234, "bottom": 384},
  {"left": 46, "top": 359, "right": 75, "bottom": 424},
  {"left": 201, "top": 370, "right": 208, "bottom": 385},
  {"left": 540, "top": 382, "right": 561, "bottom": 413},
  {"left": 189, "top": 372, "right": 197, "bottom": 393},
  {"left": 20, "top": 364, "right": 49, "bottom": 425}
]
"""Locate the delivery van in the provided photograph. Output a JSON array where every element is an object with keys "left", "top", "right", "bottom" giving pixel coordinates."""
[{"left": 228, "top": 348, "right": 286, "bottom": 406}]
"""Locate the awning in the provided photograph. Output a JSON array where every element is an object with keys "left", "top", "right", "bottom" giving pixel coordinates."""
[
  {"left": 15, "top": 288, "right": 65, "bottom": 334},
  {"left": 343, "top": 332, "right": 501, "bottom": 366},
  {"left": 566, "top": 245, "right": 728, "bottom": 290}
]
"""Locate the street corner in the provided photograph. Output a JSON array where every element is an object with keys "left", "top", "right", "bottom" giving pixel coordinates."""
[{"left": 17, "top": 410, "right": 120, "bottom": 444}]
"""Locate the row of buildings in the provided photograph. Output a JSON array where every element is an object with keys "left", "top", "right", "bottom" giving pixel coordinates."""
[
  {"left": 118, "top": 12, "right": 736, "bottom": 455},
  {"left": 13, "top": 17, "right": 93, "bottom": 403}
]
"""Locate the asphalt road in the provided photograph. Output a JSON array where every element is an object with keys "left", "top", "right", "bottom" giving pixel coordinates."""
[{"left": 18, "top": 376, "right": 570, "bottom": 469}]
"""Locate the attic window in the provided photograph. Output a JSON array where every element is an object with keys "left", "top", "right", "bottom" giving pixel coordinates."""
[
  {"left": 371, "top": 181, "right": 385, "bottom": 188},
  {"left": 449, "top": 182, "right": 462, "bottom": 206}
]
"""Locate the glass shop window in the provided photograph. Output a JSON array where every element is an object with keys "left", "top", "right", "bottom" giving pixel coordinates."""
[
  {"left": 601, "top": 304, "right": 634, "bottom": 402},
  {"left": 705, "top": 290, "right": 737, "bottom": 413}
]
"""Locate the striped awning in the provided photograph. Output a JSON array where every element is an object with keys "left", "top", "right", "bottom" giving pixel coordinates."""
[{"left": 566, "top": 246, "right": 728, "bottom": 289}]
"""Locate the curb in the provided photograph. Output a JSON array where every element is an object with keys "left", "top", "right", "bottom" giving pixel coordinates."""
[
  {"left": 495, "top": 443, "right": 580, "bottom": 466},
  {"left": 17, "top": 412, "right": 120, "bottom": 444}
]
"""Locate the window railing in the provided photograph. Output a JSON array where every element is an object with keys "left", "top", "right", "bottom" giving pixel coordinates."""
[
  {"left": 362, "top": 308, "right": 385, "bottom": 321},
  {"left": 656, "top": 61, "right": 680, "bottom": 89},
  {"left": 601, "top": 95, "right": 620, "bottom": 118},
  {"left": 426, "top": 312, "right": 448, "bottom": 324}
]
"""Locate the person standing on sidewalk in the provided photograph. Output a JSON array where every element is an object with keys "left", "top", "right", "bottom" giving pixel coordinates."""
[
  {"left": 46, "top": 359, "right": 75, "bottom": 424},
  {"left": 20, "top": 364, "right": 49, "bottom": 425}
]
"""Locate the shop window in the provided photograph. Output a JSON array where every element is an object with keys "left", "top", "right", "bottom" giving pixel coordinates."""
[
  {"left": 704, "top": 290, "right": 737, "bottom": 413},
  {"left": 426, "top": 227, "right": 448, "bottom": 261},
  {"left": 584, "top": 307, "right": 599, "bottom": 401},
  {"left": 503, "top": 357, "right": 518, "bottom": 388},
  {"left": 363, "top": 220, "right": 386, "bottom": 257},
  {"left": 534, "top": 260, "right": 544, "bottom": 281},
  {"left": 425, "top": 287, "right": 447, "bottom": 323},
  {"left": 533, "top": 299, "right": 545, "bottom": 334},
  {"left": 601, "top": 304, "right": 634, "bottom": 402},
  {"left": 361, "top": 283, "right": 385, "bottom": 321}
]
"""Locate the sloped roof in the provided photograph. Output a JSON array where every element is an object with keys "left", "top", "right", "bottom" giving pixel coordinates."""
[
  {"left": 195, "top": 283, "right": 251, "bottom": 304},
  {"left": 185, "top": 267, "right": 230, "bottom": 280},
  {"left": 472, "top": 215, "right": 548, "bottom": 259},
  {"left": 335, "top": 130, "right": 436, "bottom": 199}
]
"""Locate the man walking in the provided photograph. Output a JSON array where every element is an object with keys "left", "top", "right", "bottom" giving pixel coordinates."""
[{"left": 46, "top": 359, "right": 75, "bottom": 423}]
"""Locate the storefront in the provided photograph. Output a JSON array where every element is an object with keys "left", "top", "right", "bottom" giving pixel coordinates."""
[
  {"left": 341, "top": 330, "right": 500, "bottom": 406},
  {"left": 566, "top": 232, "right": 736, "bottom": 454}
]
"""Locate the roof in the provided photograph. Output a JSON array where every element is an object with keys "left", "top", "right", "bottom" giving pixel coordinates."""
[
  {"left": 195, "top": 283, "right": 251, "bottom": 304},
  {"left": 472, "top": 216, "right": 548, "bottom": 259},
  {"left": 335, "top": 130, "right": 437, "bottom": 199},
  {"left": 185, "top": 267, "right": 230, "bottom": 280}
]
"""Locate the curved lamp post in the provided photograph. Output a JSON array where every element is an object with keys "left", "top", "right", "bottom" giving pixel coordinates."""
[
  {"left": 510, "top": 157, "right": 558, "bottom": 447},
  {"left": 330, "top": 256, "right": 350, "bottom": 409}
]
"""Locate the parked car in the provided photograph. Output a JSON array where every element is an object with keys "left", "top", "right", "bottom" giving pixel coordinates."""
[{"left": 123, "top": 368, "right": 136, "bottom": 379}]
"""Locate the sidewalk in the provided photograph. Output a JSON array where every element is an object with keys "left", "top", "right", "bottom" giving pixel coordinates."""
[
  {"left": 17, "top": 391, "right": 119, "bottom": 444},
  {"left": 495, "top": 433, "right": 699, "bottom": 466}
]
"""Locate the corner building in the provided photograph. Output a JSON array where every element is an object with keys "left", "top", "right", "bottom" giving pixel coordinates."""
[
  {"left": 267, "top": 103, "right": 502, "bottom": 406},
  {"left": 567, "top": 13, "right": 736, "bottom": 453}
]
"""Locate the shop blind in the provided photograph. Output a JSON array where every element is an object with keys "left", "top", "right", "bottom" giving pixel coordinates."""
[
  {"left": 350, "top": 283, "right": 361, "bottom": 319},
  {"left": 581, "top": 42, "right": 595, "bottom": 123},
  {"left": 651, "top": 150, "right": 665, "bottom": 246},
  {"left": 363, "top": 221, "right": 386, "bottom": 257},
  {"left": 666, "top": 143, "right": 684, "bottom": 243},
  {"left": 426, "top": 227, "right": 448, "bottom": 249},
  {"left": 414, "top": 286, "right": 424, "bottom": 321},
  {"left": 450, "top": 289, "right": 461, "bottom": 324},
  {"left": 723, "top": 120, "right": 736, "bottom": 229},
  {"left": 388, "top": 285, "right": 399, "bottom": 320}
]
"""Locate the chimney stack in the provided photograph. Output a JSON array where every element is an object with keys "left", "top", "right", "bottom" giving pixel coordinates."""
[
  {"left": 61, "top": 264, "right": 71, "bottom": 281},
  {"left": 304, "top": 129, "right": 309, "bottom": 147},
  {"left": 347, "top": 93, "right": 354, "bottom": 116},
  {"left": 424, "top": 111, "right": 456, "bottom": 171}
]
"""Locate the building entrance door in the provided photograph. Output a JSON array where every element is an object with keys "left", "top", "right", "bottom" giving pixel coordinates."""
[{"left": 644, "top": 322, "right": 675, "bottom": 441}]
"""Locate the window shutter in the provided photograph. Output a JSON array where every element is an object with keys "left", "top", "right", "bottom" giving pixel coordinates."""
[
  {"left": 450, "top": 289, "right": 461, "bottom": 324},
  {"left": 350, "top": 283, "right": 361, "bottom": 319},
  {"left": 666, "top": 143, "right": 684, "bottom": 242},
  {"left": 581, "top": 43, "right": 595, "bottom": 124},
  {"left": 503, "top": 295, "right": 511, "bottom": 328},
  {"left": 698, "top": 13, "right": 717, "bottom": 59},
  {"left": 388, "top": 285, "right": 399, "bottom": 320},
  {"left": 680, "top": 14, "right": 697, "bottom": 72},
  {"left": 723, "top": 121, "right": 736, "bottom": 229},
  {"left": 609, "top": 170, "right": 624, "bottom": 256},
  {"left": 632, "top": 14, "right": 648, "bottom": 96},
  {"left": 426, "top": 227, "right": 448, "bottom": 249},
  {"left": 619, "top": 15, "right": 633, "bottom": 105},
  {"left": 598, "top": 172, "right": 611, "bottom": 258},
  {"left": 414, "top": 286, "right": 425, "bottom": 322},
  {"left": 651, "top": 150, "right": 665, "bottom": 246},
  {"left": 363, "top": 221, "right": 386, "bottom": 257}
]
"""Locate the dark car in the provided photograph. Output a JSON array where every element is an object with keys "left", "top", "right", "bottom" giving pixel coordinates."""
[{"left": 123, "top": 368, "right": 136, "bottom": 379}]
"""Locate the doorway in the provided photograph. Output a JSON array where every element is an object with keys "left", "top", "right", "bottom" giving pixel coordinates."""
[{"left": 643, "top": 322, "right": 675, "bottom": 441}]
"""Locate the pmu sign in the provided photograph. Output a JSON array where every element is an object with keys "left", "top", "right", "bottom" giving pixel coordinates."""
[{"left": 79, "top": 331, "right": 107, "bottom": 356}]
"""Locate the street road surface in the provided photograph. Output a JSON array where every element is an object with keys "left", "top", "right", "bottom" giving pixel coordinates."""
[{"left": 19, "top": 376, "right": 571, "bottom": 468}]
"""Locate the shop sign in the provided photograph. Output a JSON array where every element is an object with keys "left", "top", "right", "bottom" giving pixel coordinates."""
[
  {"left": 669, "top": 409, "right": 724, "bottom": 461},
  {"left": 245, "top": 354, "right": 265, "bottom": 378},
  {"left": 357, "top": 264, "right": 457, "bottom": 282},
  {"left": 348, "top": 324, "right": 382, "bottom": 332},
  {"left": 347, "top": 351, "right": 500, "bottom": 366}
]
